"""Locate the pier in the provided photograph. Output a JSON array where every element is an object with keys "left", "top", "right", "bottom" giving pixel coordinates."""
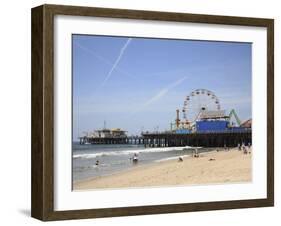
[
  {"left": 79, "top": 130, "right": 251, "bottom": 147},
  {"left": 142, "top": 130, "right": 251, "bottom": 147},
  {"left": 79, "top": 136, "right": 144, "bottom": 145}
]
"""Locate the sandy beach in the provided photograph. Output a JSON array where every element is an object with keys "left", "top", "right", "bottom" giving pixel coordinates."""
[{"left": 73, "top": 148, "right": 252, "bottom": 190}]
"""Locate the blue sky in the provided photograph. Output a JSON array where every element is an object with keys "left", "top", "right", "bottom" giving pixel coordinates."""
[{"left": 72, "top": 35, "right": 252, "bottom": 138}]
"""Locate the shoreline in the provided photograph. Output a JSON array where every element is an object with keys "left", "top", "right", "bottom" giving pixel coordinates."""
[
  {"left": 73, "top": 146, "right": 216, "bottom": 183},
  {"left": 73, "top": 148, "right": 252, "bottom": 190},
  {"left": 73, "top": 147, "right": 218, "bottom": 184}
]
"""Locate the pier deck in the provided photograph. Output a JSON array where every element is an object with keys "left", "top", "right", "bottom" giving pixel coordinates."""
[{"left": 80, "top": 130, "right": 251, "bottom": 147}]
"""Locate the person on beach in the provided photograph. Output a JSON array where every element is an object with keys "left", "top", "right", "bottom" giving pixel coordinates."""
[
  {"left": 95, "top": 160, "right": 99, "bottom": 166},
  {"left": 193, "top": 148, "right": 199, "bottom": 158},
  {"left": 178, "top": 156, "right": 183, "bottom": 162},
  {"left": 238, "top": 143, "right": 241, "bottom": 151},
  {"left": 242, "top": 143, "right": 247, "bottom": 154},
  {"left": 247, "top": 142, "right": 251, "bottom": 154}
]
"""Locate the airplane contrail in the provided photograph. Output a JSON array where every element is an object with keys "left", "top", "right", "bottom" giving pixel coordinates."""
[
  {"left": 142, "top": 76, "right": 188, "bottom": 107},
  {"left": 74, "top": 41, "right": 136, "bottom": 80},
  {"left": 100, "top": 38, "right": 132, "bottom": 87},
  {"left": 130, "top": 76, "right": 188, "bottom": 115}
]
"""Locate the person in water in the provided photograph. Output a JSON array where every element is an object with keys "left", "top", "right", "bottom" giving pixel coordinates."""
[{"left": 132, "top": 153, "right": 138, "bottom": 163}]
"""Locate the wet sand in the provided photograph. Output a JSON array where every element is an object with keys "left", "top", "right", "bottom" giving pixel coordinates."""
[{"left": 74, "top": 148, "right": 252, "bottom": 190}]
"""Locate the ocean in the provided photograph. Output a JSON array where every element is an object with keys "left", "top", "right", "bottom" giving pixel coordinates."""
[{"left": 72, "top": 142, "right": 213, "bottom": 183}]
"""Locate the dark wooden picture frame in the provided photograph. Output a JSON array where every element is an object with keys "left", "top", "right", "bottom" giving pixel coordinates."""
[{"left": 31, "top": 4, "right": 274, "bottom": 221}]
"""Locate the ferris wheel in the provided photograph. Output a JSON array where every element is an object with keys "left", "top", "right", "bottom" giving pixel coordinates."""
[{"left": 182, "top": 89, "right": 221, "bottom": 123}]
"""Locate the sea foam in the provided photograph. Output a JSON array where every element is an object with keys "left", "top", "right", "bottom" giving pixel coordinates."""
[{"left": 73, "top": 146, "right": 193, "bottom": 159}]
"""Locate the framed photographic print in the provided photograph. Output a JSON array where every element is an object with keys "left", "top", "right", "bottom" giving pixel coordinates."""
[{"left": 31, "top": 4, "right": 274, "bottom": 221}]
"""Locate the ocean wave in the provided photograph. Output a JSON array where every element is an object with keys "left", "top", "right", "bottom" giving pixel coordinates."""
[{"left": 73, "top": 146, "right": 193, "bottom": 159}]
